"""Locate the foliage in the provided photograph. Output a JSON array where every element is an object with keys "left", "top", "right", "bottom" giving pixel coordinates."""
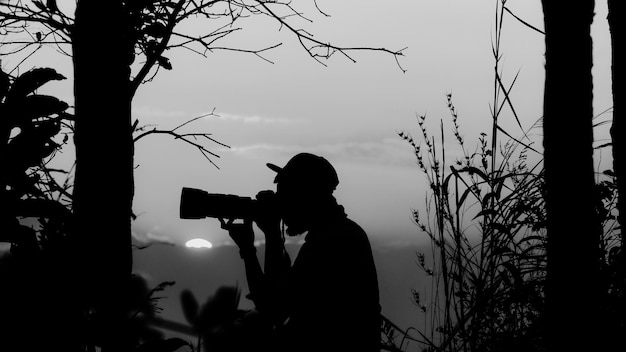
[
  {"left": 180, "top": 286, "right": 272, "bottom": 352},
  {"left": 0, "top": 66, "right": 72, "bottom": 254},
  {"left": 390, "top": 4, "right": 550, "bottom": 348},
  {"left": 397, "top": 98, "right": 621, "bottom": 352},
  {"left": 0, "top": 66, "right": 192, "bottom": 352},
  {"left": 399, "top": 97, "right": 547, "bottom": 352},
  {"left": 391, "top": 2, "right": 625, "bottom": 351}
]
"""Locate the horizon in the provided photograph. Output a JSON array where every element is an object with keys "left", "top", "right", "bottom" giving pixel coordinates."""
[{"left": 132, "top": 235, "right": 436, "bottom": 334}]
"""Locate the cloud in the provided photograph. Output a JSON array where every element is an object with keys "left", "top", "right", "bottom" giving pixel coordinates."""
[
  {"left": 227, "top": 143, "right": 299, "bottom": 155},
  {"left": 314, "top": 138, "right": 414, "bottom": 166},
  {"left": 132, "top": 107, "right": 308, "bottom": 125},
  {"left": 211, "top": 112, "right": 307, "bottom": 124},
  {"left": 132, "top": 229, "right": 175, "bottom": 245},
  {"left": 226, "top": 137, "right": 416, "bottom": 168},
  {"left": 132, "top": 105, "right": 189, "bottom": 119}
]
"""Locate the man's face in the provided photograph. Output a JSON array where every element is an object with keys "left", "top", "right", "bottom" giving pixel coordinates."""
[{"left": 276, "top": 182, "right": 309, "bottom": 236}]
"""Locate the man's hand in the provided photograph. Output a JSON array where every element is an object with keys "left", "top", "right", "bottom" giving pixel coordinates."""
[
  {"left": 220, "top": 218, "right": 255, "bottom": 253},
  {"left": 254, "top": 190, "right": 282, "bottom": 242}
]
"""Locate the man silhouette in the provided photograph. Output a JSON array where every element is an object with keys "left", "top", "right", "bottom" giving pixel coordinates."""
[{"left": 220, "top": 153, "right": 381, "bottom": 352}]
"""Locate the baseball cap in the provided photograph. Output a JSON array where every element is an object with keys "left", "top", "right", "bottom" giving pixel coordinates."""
[{"left": 266, "top": 153, "right": 339, "bottom": 193}]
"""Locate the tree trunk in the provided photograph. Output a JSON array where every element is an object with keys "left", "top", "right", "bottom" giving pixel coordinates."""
[
  {"left": 72, "top": 1, "right": 134, "bottom": 350},
  {"left": 541, "top": 1, "right": 604, "bottom": 351},
  {"left": 608, "top": 0, "right": 626, "bottom": 346}
]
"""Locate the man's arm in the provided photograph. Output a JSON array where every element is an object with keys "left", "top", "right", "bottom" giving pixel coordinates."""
[
  {"left": 220, "top": 219, "right": 265, "bottom": 304},
  {"left": 220, "top": 218, "right": 289, "bottom": 324},
  {"left": 263, "top": 227, "right": 291, "bottom": 282},
  {"left": 254, "top": 191, "right": 291, "bottom": 287}
]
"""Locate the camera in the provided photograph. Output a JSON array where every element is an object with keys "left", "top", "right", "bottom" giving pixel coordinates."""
[{"left": 179, "top": 187, "right": 272, "bottom": 220}]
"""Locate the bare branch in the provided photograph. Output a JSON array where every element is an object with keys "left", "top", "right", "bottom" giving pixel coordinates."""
[
  {"left": 257, "top": 1, "right": 406, "bottom": 72},
  {"left": 313, "top": 0, "right": 331, "bottom": 17},
  {"left": 0, "top": 2, "right": 72, "bottom": 38},
  {"left": 3, "top": 0, "right": 407, "bottom": 97},
  {"left": 133, "top": 111, "right": 230, "bottom": 169},
  {"left": 172, "top": 112, "right": 213, "bottom": 132}
]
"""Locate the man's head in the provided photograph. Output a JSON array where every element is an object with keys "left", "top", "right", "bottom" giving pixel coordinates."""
[{"left": 267, "top": 153, "right": 339, "bottom": 235}]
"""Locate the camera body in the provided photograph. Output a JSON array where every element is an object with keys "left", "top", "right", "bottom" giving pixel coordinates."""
[{"left": 180, "top": 187, "right": 271, "bottom": 220}]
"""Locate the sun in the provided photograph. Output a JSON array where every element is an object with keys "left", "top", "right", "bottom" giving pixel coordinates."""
[{"left": 185, "top": 238, "right": 213, "bottom": 249}]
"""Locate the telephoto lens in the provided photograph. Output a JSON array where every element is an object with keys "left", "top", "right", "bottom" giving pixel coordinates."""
[{"left": 180, "top": 187, "right": 257, "bottom": 219}]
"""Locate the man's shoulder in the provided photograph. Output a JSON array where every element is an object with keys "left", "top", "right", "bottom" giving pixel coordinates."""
[
  {"left": 338, "top": 216, "right": 366, "bottom": 234},
  {"left": 331, "top": 217, "right": 371, "bottom": 244},
  {"left": 306, "top": 215, "right": 369, "bottom": 245}
]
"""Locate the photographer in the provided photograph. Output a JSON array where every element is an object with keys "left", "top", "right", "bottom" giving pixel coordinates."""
[{"left": 220, "top": 153, "right": 381, "bottom": 352}]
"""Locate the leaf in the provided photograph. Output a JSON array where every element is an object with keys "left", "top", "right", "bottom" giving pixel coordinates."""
[
  {"left": 6, "top": 68, "right": 66, "bottom": 102},
  {"left": 473, "top": 208, "right": 497, "bottom": 220},
  {"left": 6, "top": 121, "right": 60, "bottom": 169},
  {"left": 503, "top": 7, "right": 545, "bottom": 35},
  {"left": 458, "top": 166, "right": 489, "bottom": 182},
  {"left": 481, "top": 191, "right": 498, "bottom": 207},
  {"left": 495, "top": 69, "right": 525, "bottom": 133},
  {"left": 458, "top": 186, "right": 474, "bottom": 207},
  {"left": 157, "top": 56, "right": 172, "bottom": 70},
  {"left": 448, "top": 166, "right": 478, "bottom": 206},
  {"left": 151, "top": 281, "right": 176, "bottom": 294},
  {"left": 9, "top": 95, "right": 69, "bottom": 125},
  {"left": 199, "top": 285, "right": 241, "bottom": 327},
  {"left": 442, "top": 173, "right": 454, "bottom": 193},
  {"left": 180, "top": 289, "right": 199, "bottom": 327},
  {"left": 518, "top": 235, "right": 544, "bottom": 245}
]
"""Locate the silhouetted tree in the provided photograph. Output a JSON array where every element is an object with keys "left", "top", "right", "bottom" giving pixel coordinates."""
[
  {"left": 71, "top": 1, "right": 135, "bottom": 351},
  {"left": 541, "top": 1, "right": 603, "bottom": 351}
]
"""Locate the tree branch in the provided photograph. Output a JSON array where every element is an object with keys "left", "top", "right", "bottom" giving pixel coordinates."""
[{"left": 133, "top": 112, "right": 230, "bottom": 169}]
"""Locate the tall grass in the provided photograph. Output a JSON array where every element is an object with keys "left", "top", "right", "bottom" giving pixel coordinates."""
[
  {"left": 387, "top": 2, "right": 623, "bottom": 351},
  {"left": 398, "top": 98, "right": 546, "bottom": 352},
  {"left": 392, "top": 2, "right": 548, "bottom": 351}
]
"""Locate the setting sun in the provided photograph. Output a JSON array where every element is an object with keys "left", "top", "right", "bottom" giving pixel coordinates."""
[{"left": 185, "top": 238, "right": 213, "bottom": 249}]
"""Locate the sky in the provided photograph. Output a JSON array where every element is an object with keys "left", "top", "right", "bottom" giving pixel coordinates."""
[
  {"left": 2, "top": 0, "right": 616, "bottom": 334},
  {"left": 125, "top": 0, "right": 611, "bottom": 249},
  {"left": 128, "top": 0, "right": 552, "bottom": 248},
  {"left": 3, "top": 2, "right": 612, "bottom": 245}
]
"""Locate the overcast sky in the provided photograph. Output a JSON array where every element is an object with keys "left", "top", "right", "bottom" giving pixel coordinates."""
[{"left": 127, "top": 0, "right": 611, "bottom": 248}]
